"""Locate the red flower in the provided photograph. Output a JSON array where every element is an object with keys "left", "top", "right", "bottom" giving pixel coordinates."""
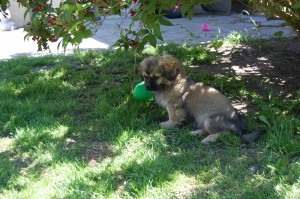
[
  {"left": 47, "top": 17, "right": 57, "bottom": 25},
  {"left": 49, "top": 34, "right": 58, "bottom": 42},
  {"left": 32, "top": 36, "right": 39, "bottom": 41},
  {"left": 130, "top": 10, "right": 137, "bottom": 16},
  {"left": 130, "top": 39, "right": 137, "bottom": 46},
  {"left": 133, "top": 0, "right": 138, "bottom": 3}
]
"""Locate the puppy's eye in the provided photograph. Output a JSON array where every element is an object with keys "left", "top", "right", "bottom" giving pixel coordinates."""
[{"left": 152, "top": 74, "right": 162, "bottom": 80}]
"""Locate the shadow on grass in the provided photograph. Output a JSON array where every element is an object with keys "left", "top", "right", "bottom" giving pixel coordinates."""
[
  {"left": 0, "top": 50, "right": 152, "bottom": 192},
  {"left": 190, "top": 39, "right": 300, "bottom": 100},
  {"left": 76, "top": 141, "right": 281, "bottom": 198},
  {"left": 0, "top": 44, "right": 299, "bottom": 197}
]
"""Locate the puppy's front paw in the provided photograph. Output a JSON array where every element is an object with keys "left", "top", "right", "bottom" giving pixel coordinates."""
[
  {"left": 201, "top": 138, "right": 214, "bottom": 145},
  {"left": 190, "top": 129, "right": 207, "bottom": 136},
  {"left": 159, "top": 120, "right": 176, "bottom": 128},
  {"left": 201, "top": 134, "right": 218, "bottom": 145}
]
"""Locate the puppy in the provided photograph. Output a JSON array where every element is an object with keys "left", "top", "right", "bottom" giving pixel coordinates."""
[{"left": 137, "top": 54, "right": 266, "bottom": 144}]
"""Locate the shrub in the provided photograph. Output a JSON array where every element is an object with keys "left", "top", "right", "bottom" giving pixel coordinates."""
[{"left": 250, "top": 0, "right": 300, "bottom": 35}]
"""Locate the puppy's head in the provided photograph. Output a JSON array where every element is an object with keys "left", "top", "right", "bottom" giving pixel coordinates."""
[{"left": 137, "top": 55, "right": 182, "bottom": 91}]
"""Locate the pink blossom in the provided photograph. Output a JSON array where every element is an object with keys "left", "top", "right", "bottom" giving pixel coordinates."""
[{"left": 201, "top": 23, "right": 211, "bottom": 31}]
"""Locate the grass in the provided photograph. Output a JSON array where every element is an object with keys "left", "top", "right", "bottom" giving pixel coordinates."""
[{"left": 0, "top": 44, "right": 299, "bottom": 198}]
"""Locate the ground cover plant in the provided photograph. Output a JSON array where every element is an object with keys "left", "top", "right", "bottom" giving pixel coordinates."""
[{"left": 0, "top": 41, "right": 299, "bottom": 198}]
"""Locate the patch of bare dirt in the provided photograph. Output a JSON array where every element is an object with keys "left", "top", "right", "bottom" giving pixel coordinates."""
[
  {"left": 82, "top": 141, "right": 115, "bottom": 166},
  {"left": 64, "top": 138, "right": 115, "bottom": 166},
  {"left": 198, "top": 37, "right": 300, "bottom": 99}
]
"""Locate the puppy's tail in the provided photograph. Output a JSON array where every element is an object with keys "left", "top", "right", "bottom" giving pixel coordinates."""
[
  {"left": 234, "top": 114, "right": 266, "bottom": 144},
  {"left": 240, "top": 129, "right": 266, "bottom": 144}
]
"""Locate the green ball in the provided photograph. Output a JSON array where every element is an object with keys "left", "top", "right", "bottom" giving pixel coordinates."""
[{"left": 133, "top": 82, "right": 154, "bottom": 101}]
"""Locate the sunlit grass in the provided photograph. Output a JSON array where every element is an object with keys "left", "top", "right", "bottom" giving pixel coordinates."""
[{"left": 0, "top": 45, "right": 299, "bottom": 198}]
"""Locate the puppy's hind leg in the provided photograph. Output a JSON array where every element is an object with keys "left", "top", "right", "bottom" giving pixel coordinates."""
[
  {"left": 190, "top": 129, "right": 208, "bottom": 137},
  {"left": 160, "top": 120, "right": 177, "bottom": 128},
  {"left": 201, "top": 131, "right": 230, "bottom": 145},
  {"left": 195, "top": 117, "right": 231, "bottom": 144},
  {"left": 160, "top": 104, "right": 187, "bottom": 128}
]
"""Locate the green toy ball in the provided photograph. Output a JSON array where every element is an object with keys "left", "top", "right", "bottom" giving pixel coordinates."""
[{"left": 133, "top": 82, "right": 154, "bottom": 101}]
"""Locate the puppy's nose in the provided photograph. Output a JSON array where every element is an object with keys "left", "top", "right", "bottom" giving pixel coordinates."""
[
  {"left": 145, "top": 83, "right": 152, "bottom": 90},
  {"left": 145, "top": 82, "right": 156, "bottom": 91}
]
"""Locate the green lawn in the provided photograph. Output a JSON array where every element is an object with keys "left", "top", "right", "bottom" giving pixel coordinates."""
[{"left": 0, "top": 44, "right": 299, "bottom": 198}]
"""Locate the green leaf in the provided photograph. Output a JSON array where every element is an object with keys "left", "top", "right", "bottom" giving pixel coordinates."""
[
  {"left": 73, "top": 32, "right": 83, "bottom": 44},
  {"left": 46, "top": 6, "right": 56, "bottom": 13},
  {"left": 141, "top": 13, "right": 148, "bottom": 24},
  {"left": 153, "top": 23, "right": 164, "bottom": 41},
  {"left": 24, "top": 33, "right": 31, "bottom": 41},
  {"left": 57, "top": 39, "right": 62, "bottom": 51},
  {"left": 53, "top": 27, "right": 62, "bottom": 37},
  {"left": 187, "top": 5, "right": 195, "bottom": 20},
  {"left": 82, "top": 29, "right": 93, "bottom": 38},
  {"left": 67, "top": 5, "right": 76, "bottom": 21},
  {"left": 292, "top": 2, "right": 300, "bottom": 9},
  {"left": 200, "top": 0, "right": 209, "bottom": 6},
  {"left": 75, "top": 3, "right": 84, "bottom": 12},
  {"left": 273, "top": 31, "right": 283, "bottom": 37},
  {"left": 214, "top": 40, "right": 223, "bottom": 49},
  {"left": 73, "top": 30, "right": 85, "bottom": 44},
  {"left": 132, "top": 15, "right": 140, "bottom": 21},
  {"left": 32, "top": 15, "right": 40, "bottom": 28},
  {"left": 139, "top": 29, "right": 150, "bottom": 37},
  {"left": 24, "top": 8, "right": 30, "bottom": 19},
  {"left": 61, "top": 9, "right": 68, "bottom": 22},
  {"left": 148, "top": 0, "right": 157, "bottom": 13},
  {"left": 69, "top": 20, "right": 84, "bottom": 33},
  {"left": 189, "top": 31, "right": 196, "bottom": 38},
  {"left": 258, "top": 115, "right": 270, "bottom": 127},
  {"left": 210, "top": 39, "right": 223, "bottom": 51},
  {"left": 62, "top": 34, "right": 71, "bottom": 50},
  {"left": 60, "top": 4, "right": 70, "bottom": 11},
  {"left": 158, "top": 16, "right": 173, "bottom": 26},
  {"left": 181, "top": 2, "right": 190, "bottom": 16},
  {"left": 142, "top": 34, "right": 157, "bottom": 47}
]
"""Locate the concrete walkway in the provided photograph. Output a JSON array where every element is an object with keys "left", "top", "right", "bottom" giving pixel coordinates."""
[{"left": 0, "top": 12, "right": 296, "bottom": 60}]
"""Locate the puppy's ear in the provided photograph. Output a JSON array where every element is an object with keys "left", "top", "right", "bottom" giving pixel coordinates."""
[
  {"left": 135, "top": 65, "right": 144, "bottom": 80},
  {"left": 159, "top": 55, "right": 181, "bottom": 80},
  {"left": 134, "top": 64, "right": 144, "bottom": 81},
  {"left": 136, "top": 57, "right": 147, "bottom": 78},
  {"left": 137, "top": 56, "right": 159, "bottom": 80},
  {"left": 135, "top": 66, "right": 141, "bottom": 75}
]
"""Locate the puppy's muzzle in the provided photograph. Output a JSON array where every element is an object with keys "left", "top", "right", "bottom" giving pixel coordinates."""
[{"left": 144, "top": 81, "right": 162, "bottom": 91}]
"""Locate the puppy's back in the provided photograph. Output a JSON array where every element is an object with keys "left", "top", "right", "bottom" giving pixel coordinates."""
[{"left": 185, "top": 82, "right": 235, "bottom": 117}]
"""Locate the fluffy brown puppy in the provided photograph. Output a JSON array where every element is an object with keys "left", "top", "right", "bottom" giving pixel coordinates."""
[{"left": 137, "top": 54, "right": 265, "bottom": 144}]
